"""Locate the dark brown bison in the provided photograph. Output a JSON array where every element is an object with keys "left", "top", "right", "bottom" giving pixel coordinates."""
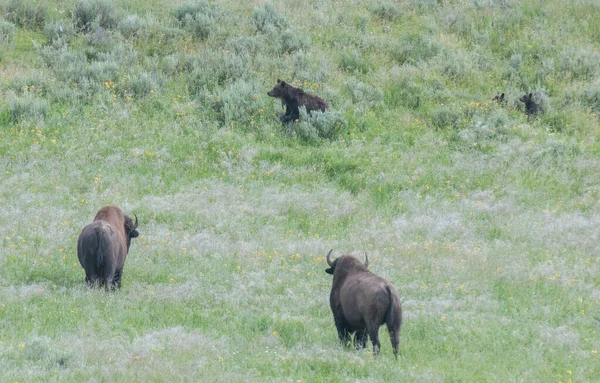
[
  {"left": 77, "top": 206, "right": 139, "bottom": 289},
  {"left": 325, "top": 250, "right": 402, "bottom": 357}
]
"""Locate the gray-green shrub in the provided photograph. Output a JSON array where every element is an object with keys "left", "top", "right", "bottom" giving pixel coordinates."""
[
  {"left": 173, "top": 2, "right": 221, "bottom": 39},
  {"left": 213, "top": 79, "right": 266, "bottom": 129},
  {"left": 73, "top": 0, "right": 121, "bottom": 32},
  {"left": 43, "top": 20, "right": 76, "bottom": 44},
  {"left": 186, "top": 50, "right": 250, "bottom": 92},
  {"left": 383, "top": 67, "right": 424, "bottom": 109},
  {"left": 580, "top": 84, "right": 600, "bottom": 114},
  {"left": 368, "top": 2, "right": 402, "bottom": 21},
  {"left": 431, "top": 106, "right": 461, "bottom": 130},
  {"left": 0, "top": 19, "right": 16, "bottom": 44},
  {"left": 5, "top": 0, "right": 47, "bottom": 29},
  {"left": 343, "top": 78, "right": 383, "bottom": 107},
  {"left": 9, "top": 94, "right": 50, "bottom": 122},
  {"left": 118, "top": 14, "right": 153, "bottom": 39},
  {"left": 557, "top": 47, "right": 600, "bottom": 80},
  {"left": 127, "top": 72, "right": 159, "bottom": 98},
  {"left": 251, "top": 3, "right": 287, "bottom": 33},
  {"left": 338, "top": 49, "right": 371, "bottom": 74},
  {"left": 292, "top": 108, "right": 347, "bottom": 141},
  {"left": 280, "top": 29, "right": 310, "bottom": 54},
  {"left": 389, "top": 34, "right": 441, "bottom": 65}
]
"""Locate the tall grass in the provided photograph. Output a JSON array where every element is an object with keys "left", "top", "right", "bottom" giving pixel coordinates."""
[{"left": 1, "top": 0, "right": 599, "bottom": 382}]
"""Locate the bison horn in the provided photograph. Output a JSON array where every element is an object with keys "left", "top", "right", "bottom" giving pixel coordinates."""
[
  {"left": 133, "top": 214, "right": 138, "bottom": 228},
  {"left": 326, "top": 249, "right": 334, "bottom": 266},
  {"left": 364, "top": 253, "right": 369, "bottom": 268}
]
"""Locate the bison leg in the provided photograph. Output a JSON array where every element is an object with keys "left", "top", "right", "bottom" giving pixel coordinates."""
[
  {"left": 84, "top": 273, "right": 101, "bottom": 288},
  {"left": 367, "top": 325, "right": 381, "bottom": 356},
  {"left": 114, "top": 269, "right": 123, "bottom": 289},
  {"left": 104, "top": 266, "right": 118, "bottom": 291},
  {"left": 354, "top": 329, "right": 368, "bottom": 350},
  {"left": 334, "top": 318, "right": 351, "bottom": 347}
]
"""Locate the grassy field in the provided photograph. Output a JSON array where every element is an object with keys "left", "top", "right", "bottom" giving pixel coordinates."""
[{"left": 1, "top": 0, "right": 599, "bottom": 381}]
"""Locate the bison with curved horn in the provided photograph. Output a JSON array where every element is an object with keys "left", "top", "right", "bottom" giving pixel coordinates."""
[
  {"left": 325, "top": 249, "right": 402, "bottom": 357},
  {"left": 77, "top": 206, "right": 139, "bottom": 290}
]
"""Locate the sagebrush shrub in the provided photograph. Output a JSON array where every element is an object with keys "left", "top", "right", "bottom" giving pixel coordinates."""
[
  {"left": 174, "top": 2, "right": 221, "bottom": 39},
  {"left": 38, "top": 39, "right": 134, "bottom": 93},
  {"left": 280, "top": 29, "right": 310, "bottom": 54},
  {"left": 181, "top": 12, "right": 214, "bottom": 39},
  {"left": 94, "top": 41, "right": 138, "bottom": 68},
  {"left": 9, "top": 94, "right": 50, "bottom": 122},
  {"left": 73, "top": 0, "right": 121, "bottom": 32},
  {"left": 0, "top": 19, "right": 16, "bottom": 44},
  {"left": 406, "top": 0, "right": 439, "bottom": 14},
  {"left": 173, "top": 2, "right": 220, "bottom": 23},
  {"left": 580, "top": 84, "right": 600, "bottom": 114},
  {"left": 5, "top": 0, "right": 47, "bottom": 29},
  {"left": 186, "top": 50, "right": 249, "bottom": 92},
  {"left": 368, "top": 2, "right": 402, "bottom": 21},
  {"left": 38, "top": 42, "right": 87, "bottom": 83},
  {"left": 435, "top": 50, "right": 473, "bottom": 81},
  {"left": 127, "top": 72, "right": 159, "bottom": 98},
  {"left": 383, "top": 67, "right": 423, "bottom": 109},
  {"left": 291, "top": 108, "right": 347, "bottom": 142},
  {"left": 213, "top": 79, "right": 266, "bottom": 129},
  {"left": 389, "top": 34, "right": 441, "bottom": 65},
  {"left": 540, "top": 111, "right": 570, "bottom": 133},
  {"left": 43, "top": 20, "right": 76, "bottom": 44},
  {"left": 558, "top": 47, "right": 600, "bottom": 80},
  {"left": 85, "top": 60, "right": 120, "bottom": 83},
  {"left": 343, "top": 78, "right": 383, "bottom": 107},
  {"left": 251, "top": 3, "right": 287, "bottom": 33},
  {"left": 442, "top": 8, "right": 471, "bottom": 37},
  {"left": 226, "top": 36, "right": 262, "bottom": 56},
  {"left": 339, "top": 49, "right": 371, "bottom": 74},
  {"left": 8, "top": 76, "right": 49, "bottom": 97},
  {"left": 431, "top": 107, "right": 461, "bottom": 130},
  {"left": 118, "top": 14, "right": 152, "bottom": 39}
]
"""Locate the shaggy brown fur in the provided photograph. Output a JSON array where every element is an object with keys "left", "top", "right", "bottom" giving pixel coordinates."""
[
  {"left": 325, "top": 250, "right": 402, "bottom": 357},
  {"left": 267, "top": 79, "right": 329, "bottom": 123},
  {"left": 519, "top": 92, "right": 540, "bottom": 118},
  {"left": 77, "top": 206, "right": 139, "bottom": 289},
  {"left": 492, "top": 92, "right": 505, "bottom": 104}
]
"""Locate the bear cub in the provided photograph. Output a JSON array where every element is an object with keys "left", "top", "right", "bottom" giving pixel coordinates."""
[
  {"left": 267, "top": 79, "right": 329, "bottom": 124},
  {"left": 519, "top": 92, "right": 540, "bottom": 118},
  {"left": 492, "top": 93, "right": 505, "bottom": 104}
]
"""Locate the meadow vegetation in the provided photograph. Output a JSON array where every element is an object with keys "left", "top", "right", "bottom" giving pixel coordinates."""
[{"left": 0, "top": 0, "right": 599, "bottom": 381}]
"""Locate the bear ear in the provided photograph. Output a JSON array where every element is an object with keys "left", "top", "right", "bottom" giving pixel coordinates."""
[
  {"left": 277, "top": 79, "right": 281, "bottom": 83},
  {"left": 529, "top": 92, "right": 532, "bottom": 98},
  {"left": 501, "top": 93, "right": 505, "bottom": 98},
  {"left": 280, "top": 81, "right": 286, "bottom": 87}
]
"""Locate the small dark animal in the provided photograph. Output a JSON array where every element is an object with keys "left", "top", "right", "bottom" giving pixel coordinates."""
[
  {"left": 77, "top": 206, "right": 139, "bottom": 289},
  {"left": 519, "top": 92, "right": 540, "bottom": 118},
  {"left": 492, "top": 93, "right": 505, "bottom": 104},
  {"left": 325, "top": 250, "right": 402, "bottom": 357},
  {"left": 267, "top": 79, "right": 329, "bottom": 124}
]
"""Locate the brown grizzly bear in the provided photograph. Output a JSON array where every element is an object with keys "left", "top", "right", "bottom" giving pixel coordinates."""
[{"left": 267, "top": 79, "right": 329, "bottom": 123}]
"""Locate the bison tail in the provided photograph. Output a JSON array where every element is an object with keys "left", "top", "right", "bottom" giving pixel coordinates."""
[
  {"left": 95, "top": 227, "right": 106, "bottom": 280},
  {"left": 385, "top": 285, "right": 402, "bottom": 358}
]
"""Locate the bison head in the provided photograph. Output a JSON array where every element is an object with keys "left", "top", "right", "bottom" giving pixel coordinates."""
[
  {"left": 325, "top": 249, "right": 369, "bottom": 274},
  {"left": 124, "top": 214, "right": 139, "bottom": 250}
]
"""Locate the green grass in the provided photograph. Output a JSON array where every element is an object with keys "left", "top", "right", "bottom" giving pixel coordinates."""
[{"left": 1, "top": 0, "right": 600, "bottom": 381}]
